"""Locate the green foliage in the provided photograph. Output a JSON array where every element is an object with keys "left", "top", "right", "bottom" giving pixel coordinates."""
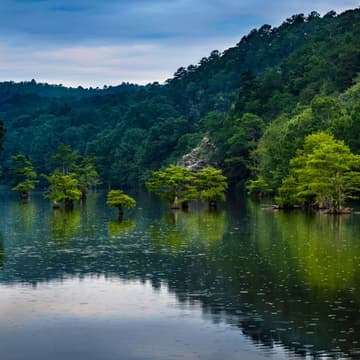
[
  {"left": 10, "top": 154, "right": 37, "bottom": 181},
  {"left": 146, "top": 165, "right": 197, "bottom": 207},
  {"left": 147, "top": 165, "right": 228, "bottom": 208},
  {"left": 73, "top": 156, "right": 100, "bottom": 196},
  {"left": 195, "top": 167, "right": 228, "bottom": 204},
  {"left": 12, "top": 179, "right": 37, "bottom": 195},
  {"left": 43, "top": 172, "right": 81, "bottom": 207},
  {"left": 33, "top": 144, "right": 100, "bottom": 209},
  {"left": 251, "top": 91, "right": 357, "bottom": 192},
  {"left": 277, "top": 132, "right": 360, "bottom": 212},
  {"left": 10, "top": 154, "right": 38, "bottom": 197},
  {"left": 106, "top": 190, "right": 136, "bottom": 209},
  {"left": 211, "top": 10, "right": 360, "bottom": 186},
  {"left": 50, "top": 144, "right": 100, "bottom": 197},
  {"left": 223, "top": 113, "right": 265, "bottom": 180},
  {"left": 275, "top": 176, "right": 299, "bottom": 208},
  {"left": 52, "top": 143, "right": 79, "bottom": 175},
  {"left": 42, "top": 144, "right": 101, "bottom": 208},
  {"left": 0, "top": 9, "right": 360, "bottom": 191},
  {"left": 247, "top": 176, "right": 272, "bottom": 197}
]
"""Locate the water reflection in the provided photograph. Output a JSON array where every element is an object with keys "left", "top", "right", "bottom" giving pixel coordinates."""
[
  {"left": 0, "top": 276, "right": 265, "bottom": 360},
  {"left": 273, "top": 211, "right": 359, "bottom": 290},
  {"left": 10, "top": 201, "right": 37, "bottom": 232},
  {"left": 0, "top": 191, "right": 360, "bottom": 359},
  {"left": 50, "top": 209, "right": 81, "bottom": 242},
  {"left": 108, "top": 220, "right": 136, "bottom": 238},
  {"left": 149, "top": 210, "right": 227, "bottom": 252},
  {"left": 243, "top": 201, "right": 360, "bottom": 358}
]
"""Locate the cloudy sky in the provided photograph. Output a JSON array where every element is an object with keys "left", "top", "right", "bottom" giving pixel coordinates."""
[{"left": 0, "top": 0, "right": 358, "bottom": 87}]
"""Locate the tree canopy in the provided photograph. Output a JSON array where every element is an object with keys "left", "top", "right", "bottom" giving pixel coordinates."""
[
  {"left": 195, "top": 167, "right": 228, "bottom": 207},
  {"left": 276, "top": 132, "right": 360, "bottom": 212},
  {"left": 146, "top": 165, "right": 228, "bottom": 209},
  {"left": 43, "top": 172, "right": 81, "bottom": 210},
  {"left": 0, "top": 8, "right": 359, "bottom": 196},
  {"left": 10, "top": 154, "right": 38, "bottom": 199},
  {"left": 106, "top": 190, "right": 136, "bottom": 220},
  {"left": 106, "top": 190, "right": 136, "bottom": 209},
  {"left": 146, "top": 165, "right": 197, "bottom": 209}
]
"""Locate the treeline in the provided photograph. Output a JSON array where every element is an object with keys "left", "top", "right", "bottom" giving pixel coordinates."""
[
  {"left": 8, "top": 144, "right": 100, "bottom": 207},
  {"left": 0, "top": 8, "right": 360, "bottom": 203},
  {"left": 7, "top": 144, "right": 228, "bottom": 224}
]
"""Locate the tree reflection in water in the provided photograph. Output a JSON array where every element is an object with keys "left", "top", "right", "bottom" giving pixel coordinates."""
[
  {"left": 50, "top": 209, "right": 81, "bottom": 242},
  {"left": 1, "top": 192, "right": 360, "bottom": 358}
]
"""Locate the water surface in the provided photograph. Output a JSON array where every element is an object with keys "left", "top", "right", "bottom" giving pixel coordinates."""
[{"left": 0, "top": 190, "right": 360, "bottom": 359}]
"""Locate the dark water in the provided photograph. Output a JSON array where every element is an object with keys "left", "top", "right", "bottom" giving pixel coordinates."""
[{"left": 1, "top": 190, "right": 360, "bottom": 359}]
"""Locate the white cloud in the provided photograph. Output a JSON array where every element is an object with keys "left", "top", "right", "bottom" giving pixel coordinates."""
[
  {"left": 0, "top": 35, "right": 240, "bottom": 87},
  {"left": 0, "top": 0, "right": 358, "bottom": 86},
  {"left": 0, "top": 277, "right": 174, "bottom": 320}
]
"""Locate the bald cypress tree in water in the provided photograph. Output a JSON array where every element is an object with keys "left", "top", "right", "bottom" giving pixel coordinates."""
[{"left": 10, "top": 154, "right": 38, "bottom": 201}]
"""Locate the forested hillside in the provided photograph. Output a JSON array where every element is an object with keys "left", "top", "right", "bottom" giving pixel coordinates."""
[{"left": 0, "top": 8, "right": 359, "bottom": 192}]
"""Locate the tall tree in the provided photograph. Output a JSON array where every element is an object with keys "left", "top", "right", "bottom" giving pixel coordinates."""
[
  {"left": 277, "top": 132, "right": 360, "bottom": 213},
  {"left": 225, "top": 113, "right": 265, "bottom": 180},
  {"left": 43, "top": 172, "right": 81, "bottom": 210},
  {"left": 73, "top": 156, "right": 100, "bottom": 200},
  {"left": 106, "top": 190, "right": 136, "bottom": 221},
  {"left": 52, "top": 144, "right": 79, "bottom": 175},
  {"left": 10, "top": 154, "right": 38, "bottom": 201},
  {"left": 195, "top": 167, "right": 228, "bottom": 209},
  {"left": 146, "top": 165, "right": 197, "bottom": 209}
]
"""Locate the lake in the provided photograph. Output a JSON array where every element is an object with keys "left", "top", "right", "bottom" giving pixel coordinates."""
[{"left": 0, "top": 189, "right": 360, "bottom": 359}]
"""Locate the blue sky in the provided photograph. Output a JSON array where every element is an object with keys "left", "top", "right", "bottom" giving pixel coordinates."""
[{"left": 0, "top": 0, "right": 358, "bottom": 87}]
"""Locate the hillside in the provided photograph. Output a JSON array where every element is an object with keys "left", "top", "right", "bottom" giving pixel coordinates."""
[{"left": 0, "top": 8, "right": 360, "bottom": 190}]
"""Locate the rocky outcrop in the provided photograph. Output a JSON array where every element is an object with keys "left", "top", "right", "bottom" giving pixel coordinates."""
[{"left": 178, "top": 136, "right": 217, "bottom": 171}]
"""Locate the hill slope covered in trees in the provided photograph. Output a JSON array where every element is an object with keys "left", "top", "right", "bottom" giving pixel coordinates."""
[{"left": 0, "top": 7, "right": 360, "bottom": 192}]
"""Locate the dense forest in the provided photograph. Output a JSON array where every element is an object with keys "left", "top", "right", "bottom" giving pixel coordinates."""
[{"left": 0, "top": 8, "right": 360, "bottom": 199}]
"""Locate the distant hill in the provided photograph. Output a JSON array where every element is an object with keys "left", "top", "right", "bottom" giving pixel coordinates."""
[{"left": 1, "top": 7, "right": 359, "bottom": 190}]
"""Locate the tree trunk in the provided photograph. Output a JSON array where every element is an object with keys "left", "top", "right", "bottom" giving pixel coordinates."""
[
  {"left": 53, "top": 201, "right": 61, "bottom": 209},
  {"left": 20, "top": 191, "right": 29, "bottom": 202},
  {"left": 171, "top": 210, "right": 179, "bottom": 224},
  {"left": 209, "top": 200, "right": 217, "bottom": 210},
  {"left": 171, "top": 196, "right": 180, "bottom": 210},
  {"left": 64, "top": 199, "right": 74, "bottom": 211}
]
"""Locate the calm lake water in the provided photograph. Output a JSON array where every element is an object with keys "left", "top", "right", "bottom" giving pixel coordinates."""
[{"left": 0, "top": 189, "right": 360, "bottom": 359}]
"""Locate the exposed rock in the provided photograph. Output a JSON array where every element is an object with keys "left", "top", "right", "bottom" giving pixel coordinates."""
[{"left": 178, "top": 136, "right": 217, "bottom": 171}]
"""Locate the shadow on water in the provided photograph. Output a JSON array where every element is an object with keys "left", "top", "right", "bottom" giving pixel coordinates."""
[
  {"left": 107, "top": 219, "right": 136, "bottom": 238},
  {"left": 0, "top": 190, "right": 360, "bottom": 358}
]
